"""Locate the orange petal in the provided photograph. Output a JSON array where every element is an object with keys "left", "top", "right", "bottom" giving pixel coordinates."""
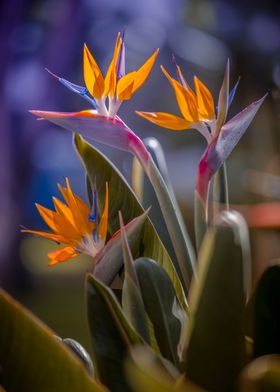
[
  {"left": 35, "top": 204, "right": 80, "bottom": 241},
  {"left": 52, "top": 197, "right": 76, "bottom": 227},
  {"left": 98, "top": 182, "right": 109, "bottom": 241},
  {"left": 116, "top": 71, "right": 136, "bottom": 100},
  {"left": 136, "top": 111, "right": 192, "bottom": 130},
  {"left": 194, "top": 76, "right": 215, "bottom": 120},
  {"left": 104, "top": 34, "right": 121, "bottom": 98},
  {"left": 83, "top": 44, "right": 104, "bottom": 99},
  {"left": 48, "top": 246, "right": 78, "bottom": 266},
  {"left": 62, "top": 178, "right": 93, "bottom": 236},
  {"left": 161, "top": 66, "right": 198, "bottom": 122},
  {"left": 21, "top": 229, "right": 67, "bottom": 243},
  {"left": 132, "top": 48, "right": 159, "bottom": 93},
  {"left": 175, "top": 64, "right": 196, "bottom": 100}
]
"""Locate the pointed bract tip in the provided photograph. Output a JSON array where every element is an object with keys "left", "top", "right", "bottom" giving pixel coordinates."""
[
  {"left": 118, "top": 210, "right": 125, "bottom": 229},
  {"left": 120, "top": 28, "right": 126, "bottom": 40},
  {"left": 45, "top": 68, "right": 60, "bottom": 80}
]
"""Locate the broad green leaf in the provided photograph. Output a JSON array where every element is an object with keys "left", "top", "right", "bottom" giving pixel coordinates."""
[
  {"left": 86, "top": 273, "right": 143, "bottom": 392},
  {"left": 253, "top": 264, "right": 280, "bottom": 358},
  {"left": 240, "top": 355, "right": 280, "bottom": 392},
  {"left": 75, "top": 134, "right": 188, "bottom": 313},
  {"left": 126, "top": 346, "right": 204, "bottom": 392},
  {"left": 0, "top": 289, "right": 106, "bottom": 392},
  {"left": 120, "top": 212, "right": 151, "bottom": 343},
  {"left": 135, "top": 258, "right": 188, "bottom": 367},
  {"left": 186, "top": 210, "right": 250, "bottom": 391}
]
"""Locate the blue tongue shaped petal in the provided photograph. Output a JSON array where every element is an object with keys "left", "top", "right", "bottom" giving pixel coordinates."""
[
  {"left": 88, "top": 180, "right": 100, "bottom": 242},
  {"left": 45, "top": 68, "right": 97, "bottom": 108},
  {"left": 215, "top": 77, "right": 240, "bottom": 117},
  {"left": 228, "top": 77, "right": 240, "bottom": 108}
]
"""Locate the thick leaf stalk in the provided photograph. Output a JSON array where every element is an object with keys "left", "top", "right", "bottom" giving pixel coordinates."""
[{"left": 129, "top": 135, "right": 196, "bottom": 288}]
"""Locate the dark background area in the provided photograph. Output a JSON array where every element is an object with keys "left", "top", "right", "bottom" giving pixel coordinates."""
[{"left": 0, "top": 0, "right": 279, "bottom": 352}]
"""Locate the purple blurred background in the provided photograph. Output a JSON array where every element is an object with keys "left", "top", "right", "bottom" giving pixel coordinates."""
[{"left": 0, "top": 0, "right": 279, "bottom": 348}]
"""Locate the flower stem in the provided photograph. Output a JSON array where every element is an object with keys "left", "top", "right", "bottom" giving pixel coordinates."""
[{"left": 129, "top": 135, "right": 196, "bottom": 288}]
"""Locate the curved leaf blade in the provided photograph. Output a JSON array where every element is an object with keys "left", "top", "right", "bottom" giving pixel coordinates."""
[
  {"left": 135, "top": 257, "right": 188, "bottom": 367},
  {"left": 75, "top": 134, "right": 188, "bottom": 313},
  {"left": 86, "top": 273, "right": 143, "bottom": 392},
  {"left": 0, "top": 289, "right": 106, "bottom": 392},
  {"left": 186, "top": 211, "right": 250, "bottom": 391}
]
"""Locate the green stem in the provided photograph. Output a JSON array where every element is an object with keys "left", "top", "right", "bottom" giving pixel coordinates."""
[
  {"left": 212, "top": 163, "right": 229, "bottom": 219},
  {"left": 129, "top": 138, "right": 196, "bottom": 289}
]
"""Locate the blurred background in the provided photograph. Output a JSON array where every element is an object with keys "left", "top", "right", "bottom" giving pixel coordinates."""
[{"left": 0, "top": 0, "right": 279, "bottom": 352}]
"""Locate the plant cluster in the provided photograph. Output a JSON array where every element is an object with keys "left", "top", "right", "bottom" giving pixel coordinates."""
[{"left": 1, "top": 33, "right": 279, "bottom": 392}]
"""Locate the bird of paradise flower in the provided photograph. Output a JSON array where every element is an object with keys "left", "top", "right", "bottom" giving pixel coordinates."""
[{"left": 136, "top": 60, "right": 267, "bottom": 246}]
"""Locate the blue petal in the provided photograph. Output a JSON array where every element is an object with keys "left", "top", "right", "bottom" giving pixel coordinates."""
[
  {"left": 88, "top": 184, "right": 100, "bottom": 241},
  {"left": 45, "top": 68, "right": 97, "bottom": 108},
  {"left": 228, "top": 77, "right": 240, "bottom": 108}
]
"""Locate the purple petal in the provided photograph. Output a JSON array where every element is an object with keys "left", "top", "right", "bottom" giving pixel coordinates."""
[
  {"left": 30, "top": 109, "right": 151, "bottom": 168},
  {"left": 30, "top": 110, "right": 133, "bottom": 151},
  {"left": 116, "top": 33, "right": 126, "bottom": 80},
  {"left": 203, "top": 94, "right": 267, "bottom": 176}
]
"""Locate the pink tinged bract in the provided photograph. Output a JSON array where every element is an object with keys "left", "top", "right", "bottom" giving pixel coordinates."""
[
  {"left": 30, "top": 109, "right": 150, "bottom": 168},
  {"left": 196, "top": 94, "right": 267, "bottom": 201}
]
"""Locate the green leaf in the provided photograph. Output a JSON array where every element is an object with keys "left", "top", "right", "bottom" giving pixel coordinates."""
[
  {"left": 131, "top": 137, "right": 177, "bottom": 263},
  {"left": 240, "top": 355, "right": 280, "bottom": 392},
  {"left": 0, "top": 289, "right": 106, "bottom": 392},
  {"left": 126, "top": 346, "right": 204, "bottom": 392},
  {"left": 74, "top": 134, "right": 188, "bottom": 313},
  {"left": 186, "top": 210, "right": 250, "bottom": 391},
  {"left": 135, "top": 258, "right": 188, "bottom": 367},
  {"left": 86, "top": 273, "right": 143, "bottom": 392},
  {"left": 120, "top": 212, "right": 151, "bottom": 343},
  {"left": 253, "top": 264, "right": 280, "bottom": 357},
  {"left": 147, "top": 157, "right": 195, "bottom": 289}
]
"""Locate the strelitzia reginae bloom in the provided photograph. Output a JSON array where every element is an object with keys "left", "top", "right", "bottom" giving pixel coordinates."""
[
  {"left": 22, "top": 178, "right": 108, "bottom": 266},
  {"left": 136, "top": 60, "right": 267, "bottom": 208},
  {"left": 31, "top": 33, "right": 159, "bottom": 168}
]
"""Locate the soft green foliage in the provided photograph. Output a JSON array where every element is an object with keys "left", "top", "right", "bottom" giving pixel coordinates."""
[
  {"left": 0, "top": 289, "right": 106, "bottom": 392},
  {"left": 86, "top": 273, "right": 143, "bottom": 391},
  {"left": 135, "top": 257, "right": 186, "bottom": 368},
  {"left": 186, "top": 212, "right": 248, "bottom": 391}
]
